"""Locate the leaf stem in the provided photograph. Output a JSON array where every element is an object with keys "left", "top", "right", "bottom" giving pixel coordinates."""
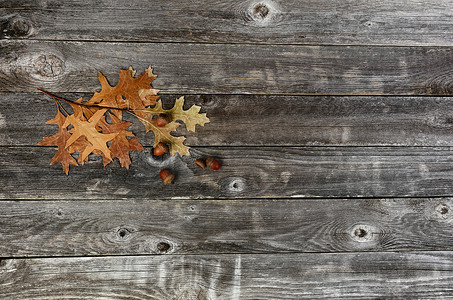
[
  {"left": 37, "top": 88, "right": 131, "bottom": 111},
  {"left": 37, "top": 88, "right": 161, "bottom": 125}
]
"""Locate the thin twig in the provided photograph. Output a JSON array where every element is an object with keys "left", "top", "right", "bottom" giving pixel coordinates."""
[
  {"left": 37, "top": 88, "right": 163, "bottom": 123},
  {"left": 37, "top": 88, "right": 130, "bottom": 111}
]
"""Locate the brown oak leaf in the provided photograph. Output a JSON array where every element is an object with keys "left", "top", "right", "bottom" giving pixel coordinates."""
[
  {"left": 38, "top": 109, "right": 78, "bottom": 175},
  {"left": 39, "top": 66, "right": 210, "bottom": 174},
  {"left": 63, "top": 108, "right": 118, "bottom": 162},
  {"left": 98, "top": 112, "right": 144, "bottom": 169},
  {"left": 84, "top": 66, "right": 159, "bottom": 115}
]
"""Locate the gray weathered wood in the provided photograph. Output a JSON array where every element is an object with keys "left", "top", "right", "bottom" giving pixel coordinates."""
[
  {"left": 2, "top": 146, "right": 453, "bottom": 200},
  {"left": 2, "top": 0, "right": 453, "bottom": 46},
  {"left": 1, "top": 198, "right": 453, "bottom": 257},
  {"left": 2, "top": 40, "right": 453, "bottom": 95},
  {"left": 4, "top": 92, "right": 453, "bottom": 147},
  {"left": 1, "top": 251, "right": 453, "bottom": 299}
]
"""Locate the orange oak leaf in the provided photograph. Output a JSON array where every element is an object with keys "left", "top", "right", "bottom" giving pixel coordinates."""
[
  {"left": 84, "top": 66, "right": 159, "bottom": 114},
  {"left": 38, "top": 109, "right": 78, "bottom": 175},
  {"left": 39, "top": 66, "right": 211, "bottom": 175},
  {"left": 63, "top": 108, "right": 118, "bottom": 162},
  {"left": 97, "top": 112, "right": 144, "bottom": 169},
  {"left": 68, "top": 136, "right": 92, "bottom": 165}
]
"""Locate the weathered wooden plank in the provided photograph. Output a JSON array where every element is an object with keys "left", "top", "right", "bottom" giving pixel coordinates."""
[
  {"left": 1, "top": 198, "right": 453, "bottom": 257},
  {"left": 2, "top": 40, "right": 453, "bottom": 95},
  {"left": 4, "top": 92, "right": 453, "bottom": 147},
  {"left": 2, "top": 146, "right": 453, "bottom": 200},
  {"left": 1, "top": 252, "right": 453, "bottom": 299},
  {"left": 2, "top": 0, "right": 453, "bottom": 46}
]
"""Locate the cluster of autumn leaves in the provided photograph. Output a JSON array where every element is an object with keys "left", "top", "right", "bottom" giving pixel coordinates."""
[{"left": 38, "top": 67, "right": 209, "bottom": 175}]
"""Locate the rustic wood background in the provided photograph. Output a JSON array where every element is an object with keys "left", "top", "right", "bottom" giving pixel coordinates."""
[{"left": 2, "top": 0, "right": 453, "bottom": 298}]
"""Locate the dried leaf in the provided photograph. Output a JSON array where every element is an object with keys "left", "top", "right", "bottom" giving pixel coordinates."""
[
  {"left": 142, "top": 97, "right": 210, "bottom": 132},
  {"left": 141, "top": 117, "right": 190, "bottom": 156},
  {"left": 63, "top": 108, "right": 118, "bottom": 162},
  {"left": 136, "top": 96, "right": 209, "bottom": 156},
  {"left": 38, "top": 109, "right": 78, "bottom": 175},
  {"left": 85, "top": 66, "right": 159, "bottom": 113},
  {"left": 98, "top": 112, "right": 144, "bottom": 169},
  {"left": 39, "top": 66, "right": 211, "bottom": 174}
]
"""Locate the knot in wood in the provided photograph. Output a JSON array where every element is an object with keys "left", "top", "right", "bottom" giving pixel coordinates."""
[
  {"left": 33, "top": 54, "right": 65, "bottom": 78},
  {"left": 0, "top": 259, "right": 18, "bottom": 274},
  {"left": 253, "top": 3, "right": 269, "bottom": 19},
  {"left": 435, "top": 203, "right": 451, "bottom": 219},
  {"left": 11, "top": 19, "right": 32, "bottom": 37},
  {"left": 1, "top": 17, "right": 32, "bottom": 39},
  {"left": 354, "top": 228, "right": 368, "bottom": 238},
  {"left": 240, "top": 0, "right": 279, "bottom": 27},
  {"left": 349, "top": 224, "right": 376, "bottom": 243},
  {"left": 198, "top": 94, "right": 218, "bottom": 109},
  {"left": 225, "top": 177, "right": 246, "bottom": 194},
  {"left": 424, "top": 73, "right": 453, "bottom": 95},
  {"left": 117, "top": 227, "right": 133, "bottom": 239},
  {"left": 156, "top": 241, "right": 171, "bottom": 254}
]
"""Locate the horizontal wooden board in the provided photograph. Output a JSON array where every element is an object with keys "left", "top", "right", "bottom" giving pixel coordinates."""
[
  {"left": 2, "top": 0, "right": 453, "bottom": 46},
  {"left": 3, "top": 146, "right": 453, "bottom": 200},
  {"left": 4, "top": 93, "right": 453, "bottom": 147},
  {"left": 2, "top": 40, "right": 453, "bottom": 95},
  {"left": 1, "top": 251, "right": 453, "bottom": 299},
  {"left": 1, "top": 198, "right": 453, "bottom": 257}
]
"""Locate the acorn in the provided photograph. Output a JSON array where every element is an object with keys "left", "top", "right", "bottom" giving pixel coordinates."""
[
  {"left": 153, "top": 142, "right": 169, "bottom": 156},
  {"left": 156, "top": 113, "right": 170, "bottom": 127},
  {"left": 206, "top": 157, "right": 221, "bottom": 170},
  {"left": 159, "top": 169, "right": 175, "bottom": 184},
  {"left": 194, "top": 159, "right": 206, "bottom": 169}
]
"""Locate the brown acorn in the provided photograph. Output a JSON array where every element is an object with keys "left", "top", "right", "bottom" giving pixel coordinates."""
[
  {"left": 156, "top": 113, "right": 170, "bottom": 127},
  {"left": 194, "top": 159, "right": 206, "bottom": 169},
  {"left": 159, "top": 169, "right": 175, "bottom": 184},
  {"left": 206, "top": 157, "right": 221, "bottom": 170},
  {"left": 153, "top": 142, "right": 169, "bottom": 156}
]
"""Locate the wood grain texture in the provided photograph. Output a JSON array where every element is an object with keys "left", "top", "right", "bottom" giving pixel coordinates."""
[
  {"left": 2, "top": 0, "right": 453, "bottom": 46},
  {"left": 2, "top": 198, "right": 453, "bottom": 257},
  {"left": 1, "top": 251, "right": 453, "bottom": 299},
  {"left": 3, "top": 146, "right": 453, "bottom": 200},
  {"left": 3, "top": 40, "right": 453, "bottom": 95},
  {"left": 4, "top": 92, "right": 453, "bottom": 147}
]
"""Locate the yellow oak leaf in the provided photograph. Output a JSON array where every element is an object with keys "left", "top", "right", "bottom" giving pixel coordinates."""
[
  {"left": 141, "top": 97, "right": 210, "bottom": 132},
  {"left": 134, "top": 96, "right": 209, "bottom": 156},
  {"left": 140, "top": 117, "right": 190, "bottom": 156}
]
